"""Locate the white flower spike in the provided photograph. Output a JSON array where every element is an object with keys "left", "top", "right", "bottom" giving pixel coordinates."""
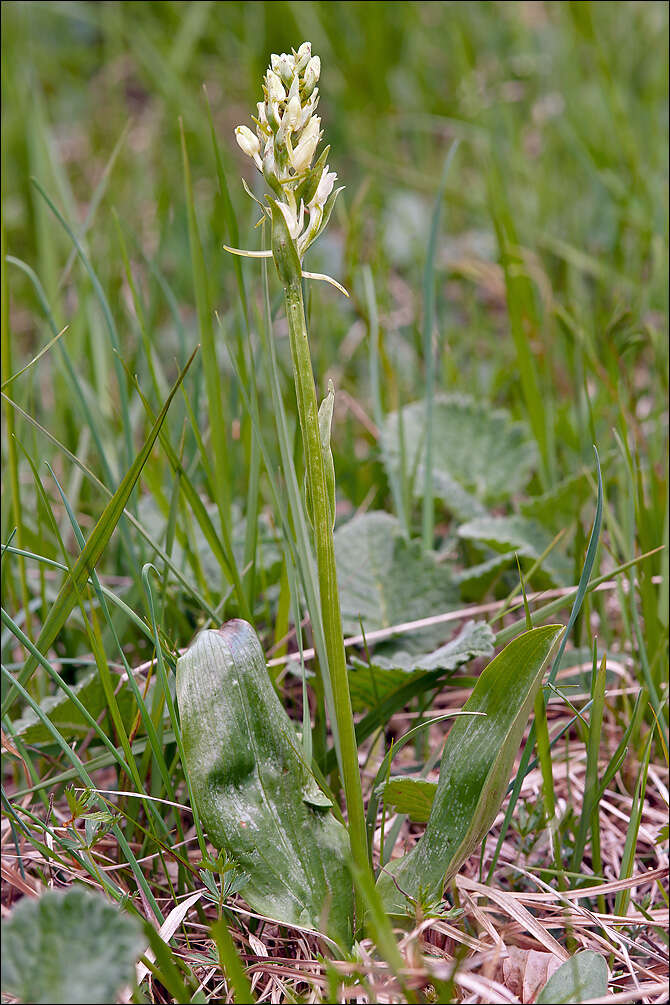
[{"left": 227, "top": 41, "right": 346, "bottom": 294}]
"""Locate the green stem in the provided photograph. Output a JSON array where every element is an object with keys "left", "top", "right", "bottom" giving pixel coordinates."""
[{"left": 282, "top": 275, "right": 369, "bottom": 889}]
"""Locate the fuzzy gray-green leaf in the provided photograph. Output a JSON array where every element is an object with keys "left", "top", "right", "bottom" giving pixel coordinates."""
[
  {"left": 377, "top": 624, "right": 563, "bottom": 913},
  {"left": 348, "top": 620, "right": 494, "bottom": 711},
  {"left": 334, "top": 511, "right": 458, "bottom": 638},
  {"left": 177, "top": 620, "right": 353, "bottom": 945},
  {"left": 1, "top": 888, "right": 143, "bottom": 1004},
  {"left": 381, "top": 393, "right": 537, "bottom": 520},
  {"left": 457, "top": 514, "right": 572, "bottom": 585}
]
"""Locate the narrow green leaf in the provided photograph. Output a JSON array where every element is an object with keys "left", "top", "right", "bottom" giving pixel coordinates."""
[
  {"left": 571, "top": 651, "right": 608, "bottom": 872},
  {"left": 210, "top": 918, "right": 257, "bottom": 1004},
  {"left": 2, "top": 348, "right": 197, "bottom": 717},
  {"left": 422, "top": 141, "right": 459, "bottom": 549},
  {"left": 180, "top": 121, "right": 232, "bottom": 533},
  {"left": 30, "top": 177, "right": 134, "bottom": 469}
]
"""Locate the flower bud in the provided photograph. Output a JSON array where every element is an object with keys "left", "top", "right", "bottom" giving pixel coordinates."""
[
  {"left": 294, "top": 42, "right": 311, "bottom": 72},
  {"left": 235, "top": 125, "right": 260, "bottom": 159},
  {"left": 303, "top": 56, "right": 320, "bottom": 97},
  {"left": 266, "top": 70, "right": 286, "bottom": 104},
  {"left": 265, "top": 98, "right": 280, "bottom": 133},
  {"left": 284, "top": 94, "right": 301, "bottom": 132},
  {"left": 291, "top": 116, "right": 320, "bottom": 173},
  {"left": 278, "top": 54, "right": 294, "bottom": 87}
]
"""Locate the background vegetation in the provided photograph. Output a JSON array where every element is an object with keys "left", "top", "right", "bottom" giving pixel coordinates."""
[{"left": 2, "top": 2, "right": 668, "bottom": 1002}]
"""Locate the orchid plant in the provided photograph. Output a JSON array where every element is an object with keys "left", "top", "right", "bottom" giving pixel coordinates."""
[{"left": 226, "top": 43, "right": 369, "bottom": 889}]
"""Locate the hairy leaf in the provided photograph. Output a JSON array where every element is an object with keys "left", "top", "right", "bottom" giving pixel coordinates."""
[
  {"left": 334, "top": 511, "right": 458, "bottom": 638},
  {"left": 458, "top": 514, "right": 572, "bottom": 585},
  {"left": 11, "top": 670, "right": 142, "bottom": 744},
  {"left": 348, "top": 620, "right": 494, "bottom": 711},
  {"left": 381, "top": 394, "right": 536, "bottom": 519},
  {"left": 1, "top": 888, "right": 143, "bottom": 1004}
]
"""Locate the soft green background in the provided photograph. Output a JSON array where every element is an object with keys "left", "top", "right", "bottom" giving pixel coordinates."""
[{"left": 2, "top": 1, "right": 667, "bottom": 652}]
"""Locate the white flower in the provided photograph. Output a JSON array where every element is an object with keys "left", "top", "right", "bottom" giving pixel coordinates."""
[
  {"left": 266, "top": 70, "right": 285, "bottom": 104},
  {"left": 294, "top": 41, "right": 311, "bottom": 72},
  {"left": 277, "top": 53, "right": 294, "bottom": 87},
  {"left": 275, "top": 198, "right": 304, "bottom": 240},
  {"left": 284, "top": 94, "right": 301, "bottom": 132},
  {"left": 310, "top": 167, "right": 337, "bottom": 209},
  {"left": 229, "top": 42, "right": 343, "bottom": 267},
  {"left": 303, "top": 56, "right": 320, "bottom": 95},
  {"left": 291, "top": 116, "right": 320, "bottom": 173},
  {"left": 235, "top": 125, "right": 260, "bottom": 159}
]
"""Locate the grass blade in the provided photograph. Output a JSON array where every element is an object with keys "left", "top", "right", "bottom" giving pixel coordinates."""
[{"left": 2, "top": 348, "right": 197, "bottom": 717}]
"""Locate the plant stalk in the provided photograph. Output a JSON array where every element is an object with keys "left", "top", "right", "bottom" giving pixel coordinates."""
[{"left": 282, "top": 275, "right": 369, "bottom": 888}]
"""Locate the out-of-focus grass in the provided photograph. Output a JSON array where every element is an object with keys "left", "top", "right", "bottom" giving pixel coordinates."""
[
  {"left": 3, "top": 0, "right": 666, "bottom": 650},
  {"left": 1, "top": 3, "right": 667, "bottom": 999}
]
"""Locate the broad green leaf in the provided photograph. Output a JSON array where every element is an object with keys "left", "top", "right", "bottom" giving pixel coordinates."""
[
  {"left": 536, "top": 951, "right": 608, "bottom": 1003},
  {"left": 177, "top": 621, "right": 353, "bottom": 946},
  {"left": 382, "top": 777, "right": 437, "bottom": 823},
  {"left": 377, "top": 624, "right": 563, "bottom": 913},
  {"left": 458, "top": 514, "right": 572, "bottom": 585},
  {"left": 520, "top": 467, "right": 593, "bottom": 534},
  {"left": 2, "top": 348, "right": 196, "bottom": 718},
  {"left": 1, "top": 887, "right": 143, "bottom": 1004},
  {"left": 380, "top": 394, "right": 537, "bottom": 519},
  {"left": 455, "top": 551, "right": 517, "bottom": 601},
  {"left": 348, "top": 620, "right": 494, "bottom": 711},
  {"left": 334, "top": 511, "right": 458, "bottom": 638}
]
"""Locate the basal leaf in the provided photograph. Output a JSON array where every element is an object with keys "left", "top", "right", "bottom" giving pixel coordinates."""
[
  {"left": 1, "top": 887, "right": 143, "bottom": 1004},
  {"left": 377, "top": 624, "right": 563, "bottom": 913},
  {"left": 536, "top": 951, "right": 608, "bottom": 1003},
  {"left": 382, "top": 776, "right": 437, "bottom": 823},
  {"left": 177, "top": 620, "right": 353, "bottom": 945},
  {"left": 458, "top": 514, "right": 572, "bottom": 585},
  {"left": 334, "top": 511, "right": 458, "bottom": 638},
  {"left": 380, "top": 394, "right": 537, "bottom": 520},
  {"left": 348, "top": 620, "right": 494, "bottom": 711}
]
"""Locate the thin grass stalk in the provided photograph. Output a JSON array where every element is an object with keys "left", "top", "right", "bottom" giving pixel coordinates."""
[
  {"left": 1, "top": 220, "right": 32, "bottom": 637},
  {"left": 421, "top": 142, "right": 458, "bottom": 551}
]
